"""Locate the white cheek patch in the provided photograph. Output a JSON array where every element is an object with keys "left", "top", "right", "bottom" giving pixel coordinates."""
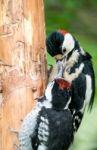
[
  {"left": 45, "top": 81, "right": 54, "bottom": 101},
  {"left": 62, "top": 33, "right": 75, "bottom": 53}
]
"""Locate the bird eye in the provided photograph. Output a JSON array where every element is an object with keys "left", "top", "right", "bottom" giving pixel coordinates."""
[{"left": 62, "top": 48, "right": 66, "bottom": 54}]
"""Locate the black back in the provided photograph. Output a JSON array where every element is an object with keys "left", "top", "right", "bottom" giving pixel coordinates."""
[{"left": 32, "top": 108, "right": 74, "bottom": 150}]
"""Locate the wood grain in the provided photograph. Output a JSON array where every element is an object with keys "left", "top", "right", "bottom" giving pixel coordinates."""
[{"left": 0, "top": 0, "right": 47, "bottom": 149}]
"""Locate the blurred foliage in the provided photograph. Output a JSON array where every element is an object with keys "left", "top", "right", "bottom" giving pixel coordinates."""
[
  {"left": 45, "top": 0, "right": 97, "bottom": 150},
  {"left": 45, "top": 0, "right": 97, "bottom": 37}
]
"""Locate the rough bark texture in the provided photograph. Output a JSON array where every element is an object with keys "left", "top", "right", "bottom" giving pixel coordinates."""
[{"left": 0, "top": 0, "right": 47, "bottom": 149}]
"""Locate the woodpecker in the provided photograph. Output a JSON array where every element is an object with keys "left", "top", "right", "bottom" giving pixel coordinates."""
[
  {"left": 19, "top": 78, "right": 74, "bottom": 150},
  {"left": 46, "top": 30, "right": 95, "bottom": 131}
]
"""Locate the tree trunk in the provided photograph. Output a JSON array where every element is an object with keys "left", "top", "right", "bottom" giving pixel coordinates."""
[{"left": 0, "top": 0, "right": 47, "bottom": 149}]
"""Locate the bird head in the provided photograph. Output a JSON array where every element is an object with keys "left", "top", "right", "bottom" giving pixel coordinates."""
[
  {"left": 45, "top": 78, "right": 72, "bottom": 110},
  {"left": 46, "top": 30, "right": 79, "bottom": 61}
]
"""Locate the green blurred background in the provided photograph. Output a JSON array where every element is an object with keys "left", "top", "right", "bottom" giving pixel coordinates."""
[{"left": 44, "top": 0, "right": 97, "bottom": 150}]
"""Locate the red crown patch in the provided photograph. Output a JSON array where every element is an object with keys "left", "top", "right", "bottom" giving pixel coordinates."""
[
  {"left": 58, "top": 29, "right": 68, "bottom": 35},
  {"left": 55, "top": 78, "right": 71, "bottom": 90}
]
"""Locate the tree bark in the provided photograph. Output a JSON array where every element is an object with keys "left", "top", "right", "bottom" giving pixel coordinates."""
[{"left": 0, "top": 0, "right": 47, "bottom": 149}]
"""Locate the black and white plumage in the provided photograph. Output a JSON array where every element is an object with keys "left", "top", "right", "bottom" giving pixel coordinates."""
[
  {"left": 19, "top": 78, "right": 74, "bottom": 150},
  {"left": 46, "top": 30, "right": 95, "bottom": 131}
]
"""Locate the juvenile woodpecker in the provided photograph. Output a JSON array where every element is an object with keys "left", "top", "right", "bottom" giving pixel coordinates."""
[
  {"left": 19, "top": 78, "right": 74, "bottom": 150},
  {"left": 46, "top": 30, "right": 95, "bottom": 131}
]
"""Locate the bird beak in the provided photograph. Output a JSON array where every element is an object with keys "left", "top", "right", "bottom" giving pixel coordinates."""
[{"left": 54, "top": 54, "right": 64, "bottom": 61}]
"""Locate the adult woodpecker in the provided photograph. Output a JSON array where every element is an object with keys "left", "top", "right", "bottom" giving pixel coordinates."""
[
  {"left": 19, "top": 78, "right": 74, "bottom": 150},
  {"left": 46, "top": 30, "right": 95, "bottom": 131}
]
